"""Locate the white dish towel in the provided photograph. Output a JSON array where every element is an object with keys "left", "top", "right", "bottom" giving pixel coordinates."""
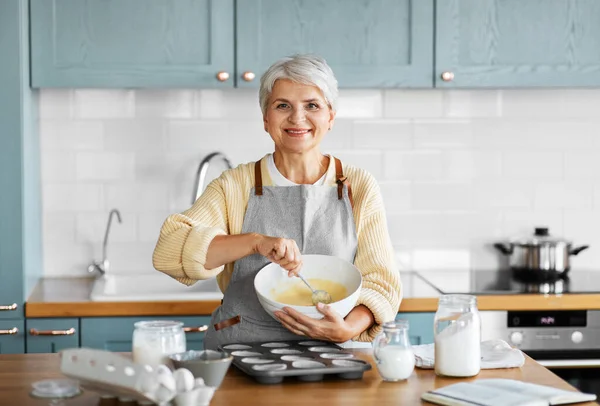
[{"left": 411, "top": 339, "right": 525, "bottom": 369}]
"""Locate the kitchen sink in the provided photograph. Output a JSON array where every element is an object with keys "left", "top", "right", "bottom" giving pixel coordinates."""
[{"left": 90, "top": 272, "right": 223, "bottom": 301}]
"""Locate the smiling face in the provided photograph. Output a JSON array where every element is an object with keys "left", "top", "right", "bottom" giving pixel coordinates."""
[{"left": 263, "top": 79, "right": 336, "bottom": 155}]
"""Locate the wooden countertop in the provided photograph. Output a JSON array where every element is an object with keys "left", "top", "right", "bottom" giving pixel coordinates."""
[
  {"left": 26, "top": 277, "right": 600, "bottom": 318},
  {"left": 1, "top": 351, "right": 597, "bottom": 406}
]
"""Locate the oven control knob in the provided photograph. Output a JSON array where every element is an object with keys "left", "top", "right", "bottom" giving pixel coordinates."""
[
  {"left": 571, "top": 331, "right": 583, "bottom": 344},
  {"left": 510, "top": 331, "right": 523, "bottom": 345}
]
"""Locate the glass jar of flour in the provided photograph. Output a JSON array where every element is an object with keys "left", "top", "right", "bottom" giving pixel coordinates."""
[
  {"left": 132, "top": 321, "right": 186, "bottom": 367},
  {"left": 372, "top": 320, "right": 415, "bottom": 381},
  {"left": 434, "top": 294, "right": 481, "bottom": 377}
]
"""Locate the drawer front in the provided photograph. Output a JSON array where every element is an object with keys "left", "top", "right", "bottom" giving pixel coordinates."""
[
  {"left": 26, "top": 318, "right": 80, "bottom": 353},
  {"left": 0, "top": 319, "right": 25, "bottom": 354}
]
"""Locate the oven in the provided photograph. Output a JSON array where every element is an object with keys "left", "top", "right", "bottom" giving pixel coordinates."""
[{"left": 481, "top": 310, "right": 600, "bottom": 397}]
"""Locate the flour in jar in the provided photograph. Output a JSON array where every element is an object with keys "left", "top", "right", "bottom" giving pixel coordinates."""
[
  {"left": 375, "top": 346, "right": 415, "bottom": 381},
  {"left": 434, "top": 312, "right": 481, "bottom": 377}
]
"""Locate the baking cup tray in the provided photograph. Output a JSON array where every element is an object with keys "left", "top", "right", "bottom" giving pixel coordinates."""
[{"left": 218, "top": 340, "right": 372, "bottom": 384}]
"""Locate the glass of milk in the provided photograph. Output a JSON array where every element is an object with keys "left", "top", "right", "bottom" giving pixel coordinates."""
[
  {"left": 373, "top": 320, "right": 415, "bottom": 381},
  {"left": 132, "top": 320, "right": 186, "bottom": 368}
]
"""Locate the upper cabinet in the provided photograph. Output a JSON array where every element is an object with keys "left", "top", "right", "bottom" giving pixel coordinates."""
[
  {"left": 236, "top": 0, "right": 434, "bottom": 88},
  {"left": 436, "top": 0, "right": 600, "bottom": 88},
  {"left": 30, "top": 0, "right": 234, "bottom": 88}
]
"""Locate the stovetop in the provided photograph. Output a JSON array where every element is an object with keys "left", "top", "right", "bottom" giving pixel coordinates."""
[{"left": 414, "top": 269, "right": 600, "bottom": 295}]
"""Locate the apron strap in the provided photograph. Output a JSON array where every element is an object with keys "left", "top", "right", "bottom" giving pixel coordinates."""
[
  {"left": 334, "top": 157, "right": 354, "bottom": 210},
  {"left": 254, "top": 161, "right": 263, "bottom": 195}
]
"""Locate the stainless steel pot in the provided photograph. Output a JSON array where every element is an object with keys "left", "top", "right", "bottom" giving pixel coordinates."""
[{"left": 493, "top": 227, "right": 589, "bottom": 276}]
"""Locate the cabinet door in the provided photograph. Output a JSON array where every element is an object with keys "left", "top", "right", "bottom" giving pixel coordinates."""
[
  {"left": 236, "top": 0, "right": 434, "bottom": 88},
  {"left": 30, "top": 0, "right": 234, "bottom": 88},
  {"left": 397, "top": 312, "right": 435, "bottom": 345},
  {"left": 436, "top": 0, "right": 600, "bottom": 87},
  {"left": 81, "top": 316, "right": 211, "bottom": 352},
  {"left": 26, "top": 318, "right": 80, "bottom": 353},
  {"left": 0, "top": 320, "right": 25, "bottom": 354}
]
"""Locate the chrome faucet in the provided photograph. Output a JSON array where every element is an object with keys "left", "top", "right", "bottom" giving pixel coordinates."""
[
  {"left": 192, "top": 152, "right": 232, "bottom": 204},
  {"left": 88, "top": 209, "right": 122, "bottom": 275}
]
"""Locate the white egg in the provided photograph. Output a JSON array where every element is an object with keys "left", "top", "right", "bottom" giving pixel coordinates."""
[
  {"left": 194, "top": 377, "right": 205, "bottom": 388},
  {"left": 155, "top": 385, "right": 175, "bottom": 403},
  {"left": 155, "top": 364, "right": 172, "bottom": 376},
  {"left": 156, "top": 370, "right": 176, "bottom": 392},
  {"left": 173, "top": 368, "right": 195, "bottom": 392},
  {"left": 139, "top": 373, "right": 159, "bottom": 394}
]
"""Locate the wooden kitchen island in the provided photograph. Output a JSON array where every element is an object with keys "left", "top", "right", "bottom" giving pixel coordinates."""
[{"left": 1, "top": 351, "right": 597, "bottom": 406}]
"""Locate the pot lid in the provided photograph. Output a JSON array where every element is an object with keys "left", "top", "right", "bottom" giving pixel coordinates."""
[{"left": 512, "top": 227, "right": 571, "bottom": 246}]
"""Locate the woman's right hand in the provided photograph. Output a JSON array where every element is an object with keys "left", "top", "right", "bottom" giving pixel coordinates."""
[{"left": 254, "top": 234, "right": 302, "bottom": 276}]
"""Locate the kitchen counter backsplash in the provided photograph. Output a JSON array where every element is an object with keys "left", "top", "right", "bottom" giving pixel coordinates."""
[{"left": 39, "top": 88, "right": 600, "bottom": 277}]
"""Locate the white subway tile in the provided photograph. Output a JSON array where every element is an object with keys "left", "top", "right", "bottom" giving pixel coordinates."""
[
  {"left": 387, "top": 212, "right": 445, "bottom": 245},
  {"left": 411, "top": 182, "right": 473, "bottom": 211},
  {"left": 39, "top": 90, "right": 73, "bottom": 118},
  {"left": 502, "top": 210, "right": 564, "bottom": 238},
  {"left": 135, "top": 90, "right": 196, "bottom": 118},
  {"left": 104, "top": 120, "right": 166, "bottom": 151},
  {"left": 107, "top": 242, "right": 156, "bottom": 273},
  {"left": 442, "top": 212, "right": 503, "bottom": 243},
  {"left": 75, "top": 211, "right": 137, "bottom": 244},
  {"left": 43, "top": 184, "right": 104, "bottom": 212},
  {"left": 564, "top": 210, "right": 600, "bottom": 242},
  {"left": 412, "top": 250, "right": 471, "bottom": 270},
  {"left": 76, "top": 152, "right": 136, "bottom": 181},
  {"left": 105, "top": 183, "right": 170, "bottom": 212},
  {"left": 534, "top": 182, "right": 593, "bottom": 209},
  {"left": 336, "top": 90, "right": 382, "bottom": 118},
  {"left": 168, "top": 121, "right": 229, "bottom": 151},
  {"left": 414, "top": 119, "right": 473, "bottom": 149},
  {"left": 502, "top": 152, "right": 563, "bottom": 179},
  {"left": 40, "top": 120, "right": 104, "bottom": 151},
  {"left": 138, "top": 212, "right": 172, "bottom": 243},
  {"left": 196, "top": 89, "right": 261, "bottom": 119},
  {"left": 135, "top": 153, "right": 169, "bottom": 182},
  {"left": 321, "top": 119, "right": 354, "bottom": 150},
  {"left": 41, "top": 152, "right": 76, "bottom": 182},
  {"left": 327, "top": 151, "right": 384, "bottom": 180},
  {"left": 565, "top": 152, "right": 600, "bottom": 179},
  {"left": 444, "top": 90, "right": 501, "bottom": 117},
  {"left": 595, "top": 184, "right": 600, "bottom": 208},
  {"left": 379, "top": 182, "right": 411, "bottom": 213},
  {"left": 502, "top": 90, "right": 600, "bottom": 118},
  {"left": 43, "top": 242, "right": 96, "bottom": 277},
  {"left": 353, "top": 120, "right": 412, "bottom": 149},
  {"left": 473, "top": 180, "right": 533, "bottom": 209},
  {"left": 43, "top": 213, "right": 76, "bottom": 244},
  {"left": 384, "top": 151, "right": 443, "bottom": 181},
  {"left": 383, "top": 90, "right": 444, "bottom": 118},
  {"left": 442, "top": 151, "right": 502, "bottom": 181},
  {"left": 227, "top": 121, "right": 278, "bottom": 149},
  {"left": 74, "top": 90, "right": 135, "bottom": 119}
]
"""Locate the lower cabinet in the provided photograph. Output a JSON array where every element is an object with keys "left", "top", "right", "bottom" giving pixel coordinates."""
[
  {"left": 0, "top": 319, "right": 25, "bottom": 354},
  {"left": 397, "top": 312, "right": 435, "bottom": 345},
  {"left": 26, "top": 318, "right": 79, "bottom": 353},
  {"left": 81, "top": 316, "right": 211, "bottom": 352}
]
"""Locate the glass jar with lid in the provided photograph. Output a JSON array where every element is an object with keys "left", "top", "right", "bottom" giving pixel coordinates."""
[
  {"left": 434, "top": 294, "right": 481, "bottom": 377},
  {"left": 132, "top": 320, "right": 186, "bottom": 367},
  {"left": 372, "top": 320, "right": 415, "bottom": 381}
]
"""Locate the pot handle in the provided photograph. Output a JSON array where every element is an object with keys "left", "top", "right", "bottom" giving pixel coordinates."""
[
  {"left": 493, "top": 243, "right": 512, "bottom": 255},
  {"left": 570, "top": 245, "right": 589, "bottom": 256}
]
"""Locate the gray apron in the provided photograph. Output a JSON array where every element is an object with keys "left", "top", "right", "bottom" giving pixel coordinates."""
[{"left": 203, "top": 157, "right": 358, "bottom": 350}]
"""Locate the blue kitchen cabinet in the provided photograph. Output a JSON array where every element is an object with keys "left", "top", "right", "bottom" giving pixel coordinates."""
[
  {"left": 81, "top": 316, "right": 211, "bottom": 351},
  {"left": 0, "top": 320, "right": 25, "bottom": 354},
  {"left": 236, "top": 0, "right": 434, "bottom": 88},
  {"left": 0, "top": 0, "right": 42, "bottom": 328},
  {"left": 30, "top": 0, "right": 234, "bottom": 88},
  {"left": 26, "top": 318, "right": 80, "bottom": 353},
  {"left": 436, "top": 0, "right": 600, "bottom": 88},
  {"left": 397, "top": 312, "right": 435, "bottom": 345}
]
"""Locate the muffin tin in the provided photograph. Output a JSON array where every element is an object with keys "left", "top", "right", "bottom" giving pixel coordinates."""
[{"left": 219, "top": 340, "right": 371, "bottom": 384}]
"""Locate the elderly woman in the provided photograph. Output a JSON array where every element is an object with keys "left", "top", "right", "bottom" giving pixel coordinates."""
[{"left": 153, "top": 54, "right": 401, "bottom": 349}]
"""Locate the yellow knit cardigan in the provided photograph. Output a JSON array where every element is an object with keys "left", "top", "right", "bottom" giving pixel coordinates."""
[{"left": 152, "top": 155, "right": 402, "bottom": 341}]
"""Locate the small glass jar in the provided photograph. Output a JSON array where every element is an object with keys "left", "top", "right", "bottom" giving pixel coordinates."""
[
  {"left": 372, "top": 320, "right": 415, "bottom": 381},
  {"left": 132, "top": 320, "right": 186, "bottom": 367},
  {"left": 434, "top": 294, "right": 481, "bottom": 377}
]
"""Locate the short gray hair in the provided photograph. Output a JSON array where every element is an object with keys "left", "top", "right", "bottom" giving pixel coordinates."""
[{"left": 259, "top": 54, "right": 339, "bottom": 116}]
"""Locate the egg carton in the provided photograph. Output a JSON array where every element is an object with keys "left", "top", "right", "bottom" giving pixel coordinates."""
[{"left": 219, "top": 340, "right": 371, "bottom": 384}]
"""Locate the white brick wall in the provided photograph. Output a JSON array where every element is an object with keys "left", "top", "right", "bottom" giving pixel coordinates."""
[{"left": 39, "top": 88, "right": 600, "bottom": 276}]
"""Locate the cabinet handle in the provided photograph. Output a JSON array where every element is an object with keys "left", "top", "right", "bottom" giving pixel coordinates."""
[
  {"left": 29, "top": 328, "right": 76, "bottom": 336},
  {"left": 441, "top": 71, "right": 455, "bottom": 82},
  {"left": 216, "top": 71, "right": 230, "bottom": 82},
  {"left": 183, "top": 325, "right": 208, "bottom": 334},
  {"left": 0, "top": 303, "right": 18, "bottom": 311},
  {"left": 241, "top": 71, "right": 256, "bottom": 82},
  {"left": 0, "top": 328, "right": 18, "bottom": 335}
]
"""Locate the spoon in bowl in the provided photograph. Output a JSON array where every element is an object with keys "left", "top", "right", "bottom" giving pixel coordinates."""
[{"left": 296, "top": 273, "right": 332, "bottom": 305}]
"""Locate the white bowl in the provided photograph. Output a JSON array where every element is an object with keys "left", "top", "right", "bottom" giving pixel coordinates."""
[{"left": 254, "top": 255, "right": 362, "bottom": 320}]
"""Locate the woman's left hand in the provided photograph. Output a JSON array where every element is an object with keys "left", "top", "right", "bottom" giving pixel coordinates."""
[{"left": 274, "top": 303, "right": 354, "bottom": 343}]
